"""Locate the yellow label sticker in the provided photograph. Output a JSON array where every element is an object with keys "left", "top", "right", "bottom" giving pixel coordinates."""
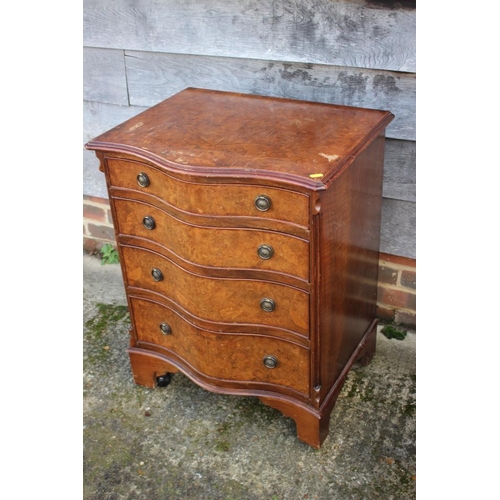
[{"left": 309, "top": 173, "right": 324, "bottom": 178}]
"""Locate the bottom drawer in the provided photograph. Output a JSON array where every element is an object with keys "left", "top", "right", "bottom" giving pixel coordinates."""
[{"left": 129, "top": 296, "right": 310, "bottom": 396}]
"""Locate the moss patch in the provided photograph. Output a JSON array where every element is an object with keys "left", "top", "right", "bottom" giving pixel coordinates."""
[
  {"left": 381, "top": 325, "right": 407, "bottom": 340},
  {"left": 85, "top": 303, "right": 129, "bottom": 334},
  {"left": 84, "top": 303, "right": 129, "bottom": 367}
]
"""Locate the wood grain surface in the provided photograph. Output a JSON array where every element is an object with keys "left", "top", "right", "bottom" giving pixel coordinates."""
[
  {"left": 314, "top": 135, "right": 385, "bottom": 398},
  {"left": 124, "top": 50, "right": 415, "bottom": 141},
  {"left": 83, "top": 47, "right": 128, "bottom": 106},
  {"left": 83, "top": 0, "right": 415, "bottom": 72},
  {"left": 112, "top": 197, "right": 310, "bottom": 281},
  {"left": 121, "top": 245, "right": 310, "bottom": 336},
  {"left": 129, "top": 296, "right": 310, "bottom": 395},
  {"left": 106, "top": 157, "right": 310, "bottom": 227},
  {"left": 86, "top": 88, "right": 394, "bottom": 187}
]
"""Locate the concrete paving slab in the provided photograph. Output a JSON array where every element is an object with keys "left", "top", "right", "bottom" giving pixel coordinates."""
[{"left": 83, "top": 254, "right": 416, "bottom": 499}]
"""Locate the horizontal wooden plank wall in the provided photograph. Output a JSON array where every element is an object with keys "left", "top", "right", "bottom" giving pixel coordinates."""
[
  {"left": 83, "top": 0, "right": 415, "bottom": 72},
  {"left": 124, "top": 51, "right": 415, "bottom": 141},
  {"left": 83, "top": 0, "right": 415, "bottom": 258},
  {"left": 83, "top": 48, "right": 128, "bottom": 106}
]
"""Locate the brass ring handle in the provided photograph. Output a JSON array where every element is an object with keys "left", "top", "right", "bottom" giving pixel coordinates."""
[
  {"left": 151, "top": 268, "right": 164, "bottom": 282},
  {"left": 143, "top": 216, "right": 156, "bottom": 230},
  {"left": 260, "top": 298, "right": 276, "bottom": 312},
  {"left": 257, "top": 244, "right": 274, "bottom": 260},
  {"left": 137, "top": 172, "right": 150, "bottom": 187},
  {"left": 263, "top": 355, "right": 278, "bottom": 369},
  {"left": 159, "top": 323, "right": 172, "bottom": 335},
  {"left": 254, "top": 195, "right": 271, "bottom": 212}
]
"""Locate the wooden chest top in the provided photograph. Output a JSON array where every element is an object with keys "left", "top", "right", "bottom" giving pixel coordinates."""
[{"left": 86, "top": 88, "right": 394, "bottom": 187}]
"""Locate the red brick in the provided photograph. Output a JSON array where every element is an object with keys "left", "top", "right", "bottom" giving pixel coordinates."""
[
  {"left": 378, "top": 265, "right": 398, "bottom": 285},
  {"left": 379, "top": 252, "right": 416, "bottom": 269},
  {"left": 377, "top": 286, "right": 409, "bottom": 309},
  {"left": 406, "top": 292, "right": 416, "bottom": 312},
  {"left": 395, "top": 310, "right": 416, "bottom": 328},
  {"left": 376, "top": 305, "right": 395, "bottom": 322},
  {"left": 83, "top": 237, "right": 98, "bottom": 254},
  {"left": 84, "top": 194, "right": 109, "bottom": 205},
  {"left": 401, "top": 270, "right": 416, "bottom": 289},
  {"left": 83, "top": 203, "right": 106, "bottom": 222},
  {"left": 87, "top": 223, "right": 115, "bottom": 241}
]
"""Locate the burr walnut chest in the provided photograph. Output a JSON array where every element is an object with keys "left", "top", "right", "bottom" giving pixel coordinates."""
[{"left": 85, "top": 88, "right": 394, "bottom": 448}]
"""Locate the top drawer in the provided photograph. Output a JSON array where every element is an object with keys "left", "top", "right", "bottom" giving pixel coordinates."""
[{"left": 106, "top": 158, "right": 309, "bottom": 228}]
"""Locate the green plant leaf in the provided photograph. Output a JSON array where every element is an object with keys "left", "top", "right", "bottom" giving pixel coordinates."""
[{"left": 100, "top": 244, "right": 119, "bottom": 265}]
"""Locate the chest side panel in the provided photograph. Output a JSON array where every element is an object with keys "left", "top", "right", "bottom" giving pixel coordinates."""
[{"left": 316, "top": 134, "right": 386, "bottom": 398}]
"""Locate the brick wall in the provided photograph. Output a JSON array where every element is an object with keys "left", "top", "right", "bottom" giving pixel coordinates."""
[
  {"left": 83, "top": 195, "right": 416, "bottom": 329},
  {"left": 83, "top": 195, "right": 115, "bottom": 254},
  {"left": 377, "top": 253, "right": 416, "bottom": 328}
]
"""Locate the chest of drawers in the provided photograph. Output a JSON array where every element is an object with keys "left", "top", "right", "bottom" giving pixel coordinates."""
[{"left": 85, "top": 88, "right": 393, "bottom": 448}]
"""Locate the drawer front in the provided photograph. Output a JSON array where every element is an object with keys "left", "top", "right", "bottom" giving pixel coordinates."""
[
  {"left": 113, "top": 197, "right": 309, "bottom": 281},
  {"left": 130, "top": 296, "right": 310, "bottom": 395},
  {"left": 121, "top": 245, "right": 309, "bottom": 336},
  {"left": 106, "top": 158, "right": 309, "bottom": 227}
]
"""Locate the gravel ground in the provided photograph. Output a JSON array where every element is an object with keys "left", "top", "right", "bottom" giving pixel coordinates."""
[{"left": 83, "top": 253, "right": 416, "bottom": 500}]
